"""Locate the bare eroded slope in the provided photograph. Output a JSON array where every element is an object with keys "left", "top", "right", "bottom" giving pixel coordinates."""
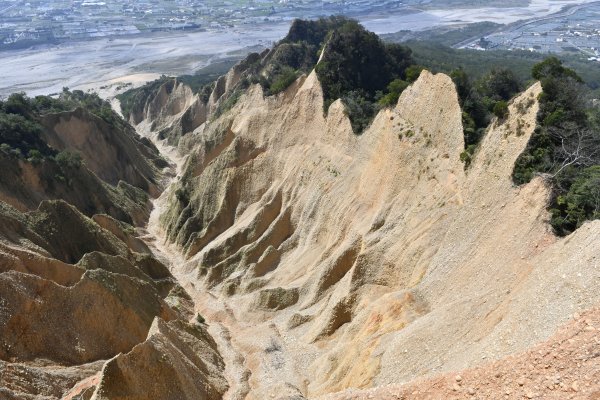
[
  {"left": 319, "top": 307, "right": 600, "bottom": 399},
  {"left": 138, "top": 69, "right": 600, "bottom": 399}
]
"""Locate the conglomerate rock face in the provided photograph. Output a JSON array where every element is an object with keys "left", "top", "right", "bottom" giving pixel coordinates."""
[
  {"left": 0, "top": 100, "right": 227, "bottom": 398},
  {"left": 151, "top": 69, "right": 600, "bottom": 398},
  {"left": 0, "top": 199, "right": 228, "bottom": 400},
  {"left": 0, "top": 104, "right": 166, "bottom": 226},
  {"left": 1, "top": 61, "right": 599, "bottom": 400}
]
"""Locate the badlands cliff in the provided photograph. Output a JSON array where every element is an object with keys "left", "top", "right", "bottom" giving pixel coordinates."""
[
  {"left": 0, "top": 99, "right": 227, "bottom": 399},
  {"left": 0, "top": 49, "right": 599, "bottom": 399},
  {"left": 132, "top": 67, "right": 599, "bottom": 398}
]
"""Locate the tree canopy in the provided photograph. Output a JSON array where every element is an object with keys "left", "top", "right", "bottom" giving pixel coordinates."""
[{"left": 513, "top": 57, "right": 600, "bottom": 235}]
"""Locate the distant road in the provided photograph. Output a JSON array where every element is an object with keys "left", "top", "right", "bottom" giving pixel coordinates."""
[
  {"left": 0, "top": 4, "right": 16, "bottom": 14},
  {"left": 454, "top": 0, "right": 600, "bottom": 49}
]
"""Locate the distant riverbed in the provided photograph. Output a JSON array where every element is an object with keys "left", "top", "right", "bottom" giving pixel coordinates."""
[{"left": 0, "top": 0, "right": 596, "bottom": 97}]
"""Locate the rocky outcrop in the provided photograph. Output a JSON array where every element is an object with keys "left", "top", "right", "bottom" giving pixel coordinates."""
[
  {"left": 90, "top": 318, "right": 228, "bottom": 400},
  {"left": 125, "top": 53, "right": 261, "bottom": 147},
  {"left": 41, "top": 107, "right": 165, "bottom": 197},
  {"left": 154, "top": 69, "right": 600, "bottom": 398},
  {"left": 0, "top": 360, "right": 105, "bottom": 400},
  {"left": 0, "top": 89, "right": 227, "bottom": 400},
  {"left": 0, "top": 153, "right": 150, "bottom": 226},
  {"left": 0, "top": 100, "right": 168, "bottom": 227},
  {"left": 134, "top": 79, "right": 208, "bottom": 146},
  {"left": 0, "top": 199, "right": 225, "bottom": 399},
  {"left": 0, "top": 268, "right": 172, "bottom": 364},
  {"left": 92, "top": 214, "right": 151, "bottom": 254}
]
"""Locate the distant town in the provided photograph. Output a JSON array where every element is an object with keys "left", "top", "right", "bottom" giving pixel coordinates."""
[
  {"left": 0, "top": 0, "right": 405, "bottom": 49},
  {"left": 461, "top": 1, "right": 600, "bottom": 60},
  {"left": 3, "top": 0, "right": 600, "bottom": 59}
]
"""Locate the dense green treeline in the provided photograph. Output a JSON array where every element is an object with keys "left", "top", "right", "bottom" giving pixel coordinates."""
[
  {"left": 242, "top": 17, "right": 350, "bottom": 97},
  {"left": 404, "top": 41, "right": 600, "bottom": 95},
  {"left": 513, "top": 58, "right": 600, "bottom": 235},
  {"left": 451, "top": 67, "right": 523, "bottom": 166},
  {"left": 0, "top": 89, "right": 124, "bottom": 166},
  {"left": 314, "top": 19, "right": 414, "bottom": 133}
]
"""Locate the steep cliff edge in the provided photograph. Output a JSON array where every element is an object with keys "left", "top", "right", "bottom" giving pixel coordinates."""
[
  {"left": 1, "top": 22, "right": 598, "bottom": 399},
  {"left": 40, "top": 107, "right": 165, "bottom": 197},
  {"left": 0, "top": 94, "right": 228, "bottom": 399},
  {"left": 0, "top": 94, "right": 167, "bottom": 225},
  {"left": 146, "top": 67, "right": 599, "bottom": 398}
]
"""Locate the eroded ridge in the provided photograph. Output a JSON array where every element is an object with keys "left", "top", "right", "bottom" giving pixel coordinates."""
[{"left": 133, "top": 68, "right": 599, "bottom": 399}]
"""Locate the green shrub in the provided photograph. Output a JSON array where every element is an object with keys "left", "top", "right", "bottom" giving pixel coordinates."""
[
  {"left": 55, "top": 150, "right": 83, "bottom": 170},
  {"left": 27, "top": 149, "right": 43, "bottom": 165},
  {"left": 3, "top": 93, "right": 30, "bottom": 116},
  {"left": 532, "top": 57, "right": 583, "bottom": 83},
  {"left": 405, "top": 65, "right": 425, "bottom": 83},
  {"left": 513, "top": 57, "right": 600, "bottom": 235},
  {"left": 341, "top": 90, "right": 380, "bottom": 133},
  {"left": 478, "top": 68, "right": 522, "bottom": 102},
  {"left": 550, "top": 166, "right": 600, "bottom": 235},
  {"left": 493, "top": 101, "right": 509, "bottom": 119},
  {"left": 378, "top": 79, "right": 410, "bottom": 107},
  {"left": 213, "top": 90, "right": 242, "bottom": 119},
  {"left": 268, "top": 67, "right": 299, "bottom": 95},
  {"left": 460, "top": 144, "right": 478, "bottom": 168},
  {"left": 0, "top": 105, "right": 53, "bottom": 157}
]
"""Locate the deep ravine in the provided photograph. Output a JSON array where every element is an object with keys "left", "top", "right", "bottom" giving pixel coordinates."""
[
  {"left": 114, "top": 69, "right": 600, "bottom": 399},
  {"left": 134, "top": 121, "right": 253, "bottom": 400}
]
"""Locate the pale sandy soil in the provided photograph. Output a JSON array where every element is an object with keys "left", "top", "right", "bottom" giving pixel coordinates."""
[
  {"left": 115, "top": 68, "right": 600, "bottom": 400},
  {"left": 319, "top": 307, "right": 600, "bottom": 400},
  {"left": 135, "top": 119, "right": 188, "bottom": 271}
]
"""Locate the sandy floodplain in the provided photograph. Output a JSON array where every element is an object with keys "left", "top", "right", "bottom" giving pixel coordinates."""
[{"left": 0, "top": 0, "right": 597, "bottom": 98}]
